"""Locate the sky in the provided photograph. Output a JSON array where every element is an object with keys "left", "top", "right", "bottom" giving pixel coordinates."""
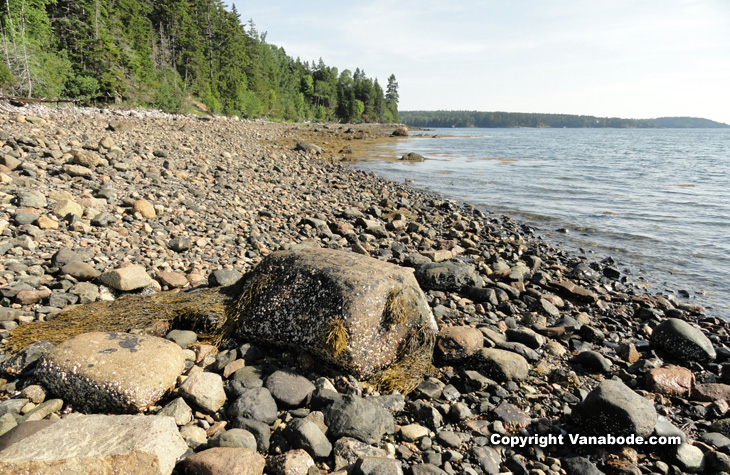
[{"left": 230, "top": 0, "right": 730, "bottom": 124}]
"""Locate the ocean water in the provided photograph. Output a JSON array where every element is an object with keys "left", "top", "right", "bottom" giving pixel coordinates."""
[{"left": 353, "top": 128, "right": 730, "bottom": 317}]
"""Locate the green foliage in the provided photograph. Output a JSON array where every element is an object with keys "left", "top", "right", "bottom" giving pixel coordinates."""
[
  {"left": 63, "top": 72, "right": 100, "bottom": 98},
  {"left": 0, "top": 61, "right": 13, "bottom": 87}
]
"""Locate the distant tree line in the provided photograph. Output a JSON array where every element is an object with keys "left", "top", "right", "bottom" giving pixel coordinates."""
[
  {"left": 400, "top": 111, "right": 729, "bottom": 129},
  {"left": 0, "top": 0, "right": 399, "bottom": 122}
]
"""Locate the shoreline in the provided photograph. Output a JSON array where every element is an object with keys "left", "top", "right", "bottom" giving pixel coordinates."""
[{"left": 0, "top": 103, "right": 728, "bottom": 474}]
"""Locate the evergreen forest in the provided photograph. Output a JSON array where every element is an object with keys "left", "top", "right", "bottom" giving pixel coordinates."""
[
  {"left": 0, "top": 0, "right": 399, "bottom": 122},
  {"left": 400, "top": 111, "right": 730, "bottom": 129}
]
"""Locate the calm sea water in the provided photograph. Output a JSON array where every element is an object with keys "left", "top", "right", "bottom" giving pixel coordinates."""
[{"left": 353, "top": 128, "right": 730, "bottom": 317}]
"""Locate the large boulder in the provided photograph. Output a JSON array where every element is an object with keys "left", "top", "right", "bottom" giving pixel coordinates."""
[
  {"left": 35, "top": 332, "right": 184, "bottom": 413},
  {"left": 0, "top": 415, "right": 187, "bottom": 474},
  {"left": 231, "top": 249, "right": 437, "bottom": 381},
  {"left": 651, "top": 318, "right": 716, "bottom": 363}
]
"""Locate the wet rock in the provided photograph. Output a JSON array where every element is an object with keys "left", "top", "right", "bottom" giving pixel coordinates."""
[
  {"left": 35, "top": 332, "right": 184, "bottom": 413},
  {"left": 646, "top": 365, "right": 695, "bottom": 396},
  {"left": 401, "top": 152, "right": 424, "bottom": 161},
  {"left": 574, "top": 379, "right": 657, "bottom": 437},
  {"left": 325, "top": 394, "right": 394, "bottom": 445},
  {"left": 651, "top": 318, "right": 716, "bottom": 362},
  {"left": 183, "top": 447, "right": 265, "bottom": 475},
  {"left": 0, "top": 415, "right": 186, "bottom": 474},
  {"left": 166, "top": 329, "right": 198, "bottom": 348}
]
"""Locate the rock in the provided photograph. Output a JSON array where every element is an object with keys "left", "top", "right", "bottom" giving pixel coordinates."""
[
  {"left": 505, "top": 328, "right": 544, "bottom": 349},
  {"left": 673, "top": 443, "right": 705, "bottom": 473},
  {"left": 169, "top": 236, "right": 192, "bottom": 252},
  {"left": 550, "top": 279, "right": 598, "bottom": 303},
  {"left": 392, "top": 126, "right": 408, "bottom": 136},
  {"left": 166, "top": 329, "right": 198, "bottom": 348},
  {"left": 16, "top": 190, "right": 47, "bottom": 208},
  {"left": 99, "top": 264, "right": 153, "bottom": 291},
  {"left": 265, "top": 369, "right": 315, "bottom": 407},
  {"left": 415, "top": 261, "right": 482, "bottom": 292},
  {"left": 18, "top": 399, "right": 63, "bottom": 423},
  {"left": 472, "top": 348, "right": 529, "bottom": 382},
  {"left": 562, "top": 456, "right": 605, "bottom": 475},
  {"left": 158, "top": 397, "right": 193, "bottom": 426},
  {"left": 267, "top": 449, "right": 315, "bottom": 475},
  {"left": 646, "top": 365, "right": 695, "bottom": 396},
  {"left": 651, "top": 318, "right": 716, "bottom": 362},
  {"left": 52, "top": 199, "right": 83, "bottom": 219},
  {"left": 35, "top": 332, "right": 184, "bottom": 413},
  {"left": 471, "top": 446, "right": 501, "bottom": 475},
  {"left": 692, "top": 383, "right": 730, "bottom": 402},
  {"left": 209, "top": 429, "right": 257, "bottom": 450},
  {"left": 357, "top": 457, "right": 404, "bottom": 475},
  {"left": 284, "top": 418, "right": 332, "bottom": 458},
  {"left": 400, "top": 423, "right": 429, "bottom": 442},
  {"left": 231, "top": 249, "right": 436, "bottom": 380},
  {"left": 70, "top": 149, "right": 103, "bottom": 167},
  {"left": 60, "top": 261, "right": 99, "bottom": 281},
  {"left": 230, "top": 418, "right": 271, "bottom": 452},
  {"left": 333, "top": 437, "right": 391, "bottom": 470},
  {"left": 400, "top": 152, "right": 424, "bottom": 161},
  {"left": 156, "top": 271, "right": 188, "bottom": 288},
  {"left": 227, "top": 387, "right": 278, "bottom": 424},
  {"left": 436, "top": 326, "right": 484, "bottom": 362},
  {"left": 295, "top": 142, "right": 323, "bottom": 155},
  {"left": 570, "top": 350, "right": 612, "bottom": 373},
  {"left": 325, "top": 394, "right": 395, "bottom": 445},
  {"left": 208, "top": 268, "right": 243, "bottom": 287},
  {"left": 0, "top": 415, "right": 186, "bottom": 474},
  {"left": 179, "top": 371, "right": 226, "bottom": 414},
  {"left": 132, "top": 199, "right": 156, "bottom": 219},
  {"left": 0, "top": 341, "right": 54, "bottom": 377},
  {"left": 179, "top": 424, "right": 207, "bottom": 448},
  {"left": 63, "top": 164, "right": 92, "bottom": 177},
  {"left": 183, "top": 447, "right": 265, "bottom": 475},
  {"left": 574, "top": 379, "right": 657, "bottom": 438}
]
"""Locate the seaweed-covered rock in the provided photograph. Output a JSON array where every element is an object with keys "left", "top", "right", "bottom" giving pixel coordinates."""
[
  {"left": 35, "top": 332, "right": 184, "bottom": 413},
  {"left": 414, "top": 261, "right": 483, "bottom": 292},
  {"left": 232, "top": 249, "right": 437, "bottom": 382},
  {"left": 651, "top": 318, "right": 716, "bottom": 363},
  {"left": 573, "top": 380, "right": 657, "bottom": 438}
]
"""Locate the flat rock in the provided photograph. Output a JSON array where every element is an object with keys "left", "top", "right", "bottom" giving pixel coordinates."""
[
  {"left": 0, "top": 414, "right": 186, "bottom": 474},
  {"left": 574, "top": 379, "right": 657, "bottom": 438},
  {"left": 651, "top": 318, "right": 716, "bottom": 362},
  {"left": 179, "top": 371, "right": 226, "bottom": 414},
  {"left": 60, "top": 261, "right": 99, "bottom": 281},
  {"left": 182, "top": 447, "right": 265, "bottom": 475},
  {"left": 35, "top": 332, "right": 184, "bottom": 412},
  {"left": 232, "top": 249, "right": 436, "bottom": 379},
  {"left": 99, "top": 264, "right": 153, "bottom": 291},
  {"left": 472, "top": 348, "right": 529, "bottom": 382},
  {"left": 646, "top": 365, "right": 695, "bottom": 396}
]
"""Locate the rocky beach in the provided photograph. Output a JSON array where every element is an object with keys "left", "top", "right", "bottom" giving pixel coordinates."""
[{"left": 0, "top": 102, "right": 729, "bottom": 475}]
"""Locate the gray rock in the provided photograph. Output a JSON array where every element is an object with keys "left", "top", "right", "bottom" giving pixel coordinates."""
[
  {"left": 570, "top": 350, "right": 612, "bottom": 373},
  {"left": 673, "top": 443, "right": 705, "bottom": 473},
  {"left": 357, "top": 457, "right": 404, "bottom": 475},
  {"left": 51, "top": 249, "right": 86, "bottom": 267},
  {"left": 231, "top": 417, "right": 271, "bottom": 452},
  {"left": 99, "top": 265, "right": 153, "bottom": 291},
  {"left": 168, "top": 236, "right": 192, "bottom": 252},
  {"left": 400, "top": 152, "right": 424, "bottom": 161},
  {"left": 179, "top": 371, "right": 226, "bottom": 414},
  {"left": 325, "top": 394, "right": 394, "bottom": 445},
  {"left": 471, "top": 446, "right": 501, "bottom": 475},
  {"left": 60, "top": 261, "right": 99, "bottom": 281},
  {"left": 209, "top": 428, "right": 257, "bottom": 450},
  {"left": 69, "top": 282, "right": 100, "bottom": 303},
  {"left": 574, "top": 379, "right": 657, "bottom": 438},
  {"left": 166, "top": 329, "right": 197, "bottom": 348},
  {"left": 227, "top": 387, "right": 278, "bottom": 424},
  {"left": 652, "top": 318, "right": 716, "bottom": 362},
  {"left": 0, "top": 340, "right": 54, "bottom": 377},
  {"left": 158, "top": 397, "right": 193, "bottom": 426},
  {"left": 265, "top": 369, "right": 315, "bottom": 408},
  {"left": 16, "top": 190, "right": 47, "bottom": 208},
  {"left": 333, "top": 437, "right": 391, "bottom": 470},
  {"left": 506, "top": 328, "right": 544, "bottom": 349},
  {"left": 411, "top": 400, "right": 443, "bottom": 431},
  {"left": 284, "top": 418, "right": 332, "bottom": 458},
  {"left": 472, "top": 348, "right": 529, "bottom": 382},
  {"left": 562, "top": 456, "right": 605, "bottom": 475},
  {"left": 415, "top": 261, "right": 483, "bottom": 291},
  {"left": 0, "top": 415, "right": 186, "bottom": 474},
  {"left": 208, "top": 268, "right": 243, "bottom": 287},
  {"left": 654, "top": 415, "right": 686, "bottom": 444}
]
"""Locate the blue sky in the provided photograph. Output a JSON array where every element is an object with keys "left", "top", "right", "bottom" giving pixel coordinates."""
[{"left": 230, "top": 1, "right": 730, "bottom": 124}]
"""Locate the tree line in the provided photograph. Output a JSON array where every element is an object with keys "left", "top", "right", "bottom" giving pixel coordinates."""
[
  {"left": 400, "top": 111, "right": 729, "bottom": 129},
  {"left": 0, "top": 0, "right": 399, "bottom": 122}
]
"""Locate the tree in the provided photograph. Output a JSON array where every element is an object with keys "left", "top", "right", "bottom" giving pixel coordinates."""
[{"left": 386, "top": 73, "right": 399, "bottom": 123}]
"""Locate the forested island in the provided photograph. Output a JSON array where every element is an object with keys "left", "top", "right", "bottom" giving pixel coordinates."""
[
  {"left": 401, "top": 111, "right": 730, "bottom": 128},
  {"left": 0, "top": 0, "right": 398, "bottom": 122}
]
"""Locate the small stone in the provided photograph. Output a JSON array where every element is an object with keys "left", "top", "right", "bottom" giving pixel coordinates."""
[
  {"left": 400, "top": 423, "right": 429, "bottom": 442},
  {"left": 325, "top": 394, "right": 395, "bottom": 445},
  {"left": 472, "top": 348, "right": 529, "bottom": 382},
  {"left": 36, "top": 215, "right": 58, "bottom": 230},
  {"left": 267, "top": 449, "right": 315, "bottom": 475},
  {"left": 132, "top": 199, "right": 156, "bottom": 219},
  {"left": 227, "top": 388, "right": 278, "bottom": 424},
  {"left": 284, "top": 418, "right": 332, "bottom": 458},
  {"left": 209, "top": 268, "right": 243, "bottom": 287},
  {"left": 436, "top": 326, "right": 484, "bottom": 362},
  {"left": 209, "top": 428, "right": 258, "bottom": 450},
  {"left": 265, "top": 369, "right": 315, "bottom": 408},
  {"left": 158, "top": 397, "right": 192, "bottom": 425},
  {"left": 691, "top": 383, "right": 730, "bottom": 402},
  {"left": 52, "top": 199, "right": 83, "bottom": 219},
  {"left": 166, "top": 329, "right": 197, "bottom": 348},
  {"left": 61, "top": 261, "right": 100, "bottom": 281},
  {"left": 169, "top": 236, "right": 192, "bottom": 252},
  {"left": 333, "top": 437, "right": 391, "bottom": 470},
  {"left": 16, "top": 190, "right": 47, "bottom": 208},
  {"left": 156, "top": 271, "right": 188, "bottom": 288},
  {"left": 646, "top": 365, "right": 695, "bottom": 396},
  {"left": 570, "top": 350, "right": 612, "bottom": 373},
  {"left": 673, "top": 443, "right": 705, "bottom": 473},
  {"left": 652, "top": 318, "right": 716, "bottom": 362},
  {"left": 357, "top": 457, "right": 404, "bottom": 475}
]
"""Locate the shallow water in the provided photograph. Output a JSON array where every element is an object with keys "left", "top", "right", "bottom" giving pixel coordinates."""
[{"left": 353, "top": 128, "right": 730, "bottom": 317}]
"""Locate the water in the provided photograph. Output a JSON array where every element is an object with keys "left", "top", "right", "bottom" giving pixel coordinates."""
[{"left": 353, "top": 128, "right": 730, "bottom": 317}]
